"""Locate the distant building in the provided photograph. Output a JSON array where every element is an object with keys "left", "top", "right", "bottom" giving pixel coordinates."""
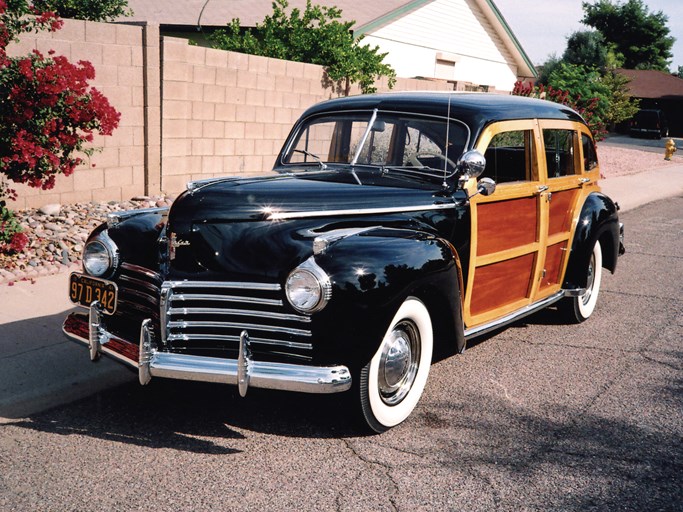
[
  {"left": 617, "top": 69, "right": 683, "bottom": 137},
  {"left": 119, "top": 0, "right": 536, "bottom": 92}
]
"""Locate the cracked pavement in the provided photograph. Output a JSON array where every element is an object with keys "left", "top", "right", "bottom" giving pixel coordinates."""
[{"left": 0, "top": 196, "right": 681, "bottom": 511}]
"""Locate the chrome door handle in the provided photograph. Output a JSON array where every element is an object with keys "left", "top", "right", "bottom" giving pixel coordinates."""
[
  {"left": 537, "top": 185, "right": 549, "bottom": 193},
  {"left": 579, "top": 177, "right": 590, "bottom": 184}
]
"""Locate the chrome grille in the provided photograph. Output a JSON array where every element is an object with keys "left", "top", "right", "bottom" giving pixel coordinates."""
[
  {"left": 116, "top": 263, "right": 162, "bottom": 321},
  {"left": 161, "top": 281, "right": 313, "bottom": 361}
]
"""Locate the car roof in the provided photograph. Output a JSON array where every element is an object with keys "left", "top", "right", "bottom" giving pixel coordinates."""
[{"left": 300, "top": 92, "right": 586, "bottom": 142}]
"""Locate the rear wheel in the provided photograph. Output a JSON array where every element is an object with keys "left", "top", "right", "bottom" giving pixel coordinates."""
[
  {"left": 359, "top": 297, "right": 433, "bottom": 433},
  {"left": 561, "top": 240, "right": 603, "bottom": 323}
]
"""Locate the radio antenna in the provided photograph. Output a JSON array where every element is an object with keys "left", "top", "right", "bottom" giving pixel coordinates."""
[{"left": 443, "top": 93, "right": 452, "bottom": 189}]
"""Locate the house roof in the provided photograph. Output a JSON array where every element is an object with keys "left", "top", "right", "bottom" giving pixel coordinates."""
[
  {"left": 617, "top": 69, "right": 683, "bottom": 99},
  {"left": 118, "top": 0, "right": 535, "bottom": 77},
  {"left": 119, "top": 0, "right": 417, "bottom": 30}
]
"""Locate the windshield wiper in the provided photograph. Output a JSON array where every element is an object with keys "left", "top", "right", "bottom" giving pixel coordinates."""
[{"left": 292, "top": 149, "right": 327, "bottom": 169}]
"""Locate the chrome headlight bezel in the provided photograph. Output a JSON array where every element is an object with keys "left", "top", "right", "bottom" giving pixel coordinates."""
[
  {"left": 285, "top": 258, "right": 332, "bottom": 314},
  {"left": 82, "top": 231, "right": 119, "bottom": 278}
]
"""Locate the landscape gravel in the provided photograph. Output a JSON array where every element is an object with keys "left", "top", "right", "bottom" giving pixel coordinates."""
[{"left": 0, "top": 142, "right": 677, "bottom": 286}]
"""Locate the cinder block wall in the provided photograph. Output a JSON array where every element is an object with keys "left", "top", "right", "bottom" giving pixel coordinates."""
[
  {"left": 160, "top": 38, "right": 451, "bottom": 193},
  {"left": 5, "top": 21, "right": 452, "bottom": 209},
  {"left": 6, "top": 19, "right": 148, "bottom": 209}
]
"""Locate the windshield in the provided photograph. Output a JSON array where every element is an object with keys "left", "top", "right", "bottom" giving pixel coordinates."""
[{"left": 282, "top": 111, "right": 470, "bottom": 176}]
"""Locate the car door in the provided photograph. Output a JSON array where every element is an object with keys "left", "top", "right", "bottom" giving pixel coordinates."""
[
  {"left": 533, "top": 121, "right": 584, "bottom": 299},
  {"left": 533, "top": 120, "right": 601, "bottom": 298},
  {"left": 463, "top": 120, "right": 546, "bottom": 327}
]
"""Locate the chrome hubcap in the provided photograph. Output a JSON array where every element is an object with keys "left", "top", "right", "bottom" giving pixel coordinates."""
[
  {"left": 378, "top": 320, "right": 420, "bottom": 405},
  {"left": 582, "top": 253, "right": 595, "bottom": 305}
]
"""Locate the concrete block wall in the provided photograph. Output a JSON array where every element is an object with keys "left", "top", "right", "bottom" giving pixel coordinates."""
[
  {"left": 160, "top": 37, "right": 452, "bottom": 194},
  {"left": 6, "top": 19, "right": 148, "bottom": 209},
  {"left": 5, "top": 22, "right": 452, "bottom": 208}
]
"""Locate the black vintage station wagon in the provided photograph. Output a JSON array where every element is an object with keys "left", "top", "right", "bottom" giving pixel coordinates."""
[{"left": 64, "top": 92, "right": 624, "bottom": 432}]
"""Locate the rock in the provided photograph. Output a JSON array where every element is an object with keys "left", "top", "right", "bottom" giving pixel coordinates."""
[
  {"left": 44, "top": 222, "right": 63, "bottom": 232},
  {"left": 39, "top": 204, "right": 61, "bottom": 216}
]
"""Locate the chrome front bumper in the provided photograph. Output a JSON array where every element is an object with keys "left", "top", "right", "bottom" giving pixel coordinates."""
[{"left": 62, "top": 304, "right": 352, "bottom": 395}]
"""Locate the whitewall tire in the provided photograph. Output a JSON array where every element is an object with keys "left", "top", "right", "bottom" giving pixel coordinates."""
[
  {"left": 563, "top": 240, "right": 603, "bottom": 323},
  {"left": 359, "top": 297, "right": 433, "bottom": 433}
]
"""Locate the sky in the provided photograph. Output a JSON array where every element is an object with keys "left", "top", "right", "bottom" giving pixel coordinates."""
[{"left": 493, "top": 0, "right": 683, "bottom": 72}]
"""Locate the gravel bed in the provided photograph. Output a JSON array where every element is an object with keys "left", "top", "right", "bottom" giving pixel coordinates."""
[
  {"left": 0, "top": 195, "right": 173, "bottom": 286},
  {"left": 0, "top": 143, "right": 677, "bottom": 286}
]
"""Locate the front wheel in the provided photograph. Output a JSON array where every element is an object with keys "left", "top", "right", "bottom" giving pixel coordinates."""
[
  {"left": 561, "top": 240, "right": 603, "bottom": 323},
  {"left": 359, "top": 297, "right": 433, "bottom": 433}
]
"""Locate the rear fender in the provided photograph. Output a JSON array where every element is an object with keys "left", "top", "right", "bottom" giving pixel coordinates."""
[{"left": 564, "top": 192, "right": 620, "bottom": 289}]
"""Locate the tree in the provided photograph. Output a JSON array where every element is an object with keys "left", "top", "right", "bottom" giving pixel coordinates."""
[
  {"left": 547, "top": 62, "right": 610, "bottom": 133},
  {"left": 601, "top": 69, "right": 640, "bottom": 129},
  {"left": 32, "top": 0, "right": 132, "bottom": 22},
  {"left": 582, "top": 0, "right": 674, "bottom": 71},
  {"left": 209, "top": 0, "right": 396, "bottom": 94},
  {"left": 562, "top": 30, "right": 611, "bottom": 69}
]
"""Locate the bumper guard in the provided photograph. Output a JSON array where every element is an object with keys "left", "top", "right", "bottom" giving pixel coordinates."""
[{"left": 63, "top": 303, "right": 352, "bottom": 395}]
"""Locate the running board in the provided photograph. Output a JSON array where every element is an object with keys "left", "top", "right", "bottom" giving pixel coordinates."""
[{"left": 464, "top": 290, "right": 573, "bottom": 341}]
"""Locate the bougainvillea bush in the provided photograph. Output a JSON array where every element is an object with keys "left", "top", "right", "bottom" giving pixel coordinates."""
[
  {"left": 512, "top": 80, "right": 606, "bottom": 141},
  {"left": 0, "top": 0, "right": 120, "bottom": 253},
  {"left": 0, "top": 203, "right": 28, "bottom": 254}
]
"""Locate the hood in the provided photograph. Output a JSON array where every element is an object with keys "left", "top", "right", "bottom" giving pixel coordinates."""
[
  {"left": 165, "top": 171, "right": 450, "bottom": 281},
  {"left": 169, "top": 170, "right": 444, "bottom": 223}
]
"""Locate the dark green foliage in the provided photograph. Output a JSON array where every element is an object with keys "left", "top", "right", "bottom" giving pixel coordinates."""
[
  {"left": 32, "top": 0, "right": 132, "bottom": 22},
  {"left": 562, "top": 30, "right": 610, "bottom": 69},
  {"left": 581, "top": 0, "right": 674, "bottom": 71},
  {"left": 209, "top": 0, "right": 396, "bottom": 94}
]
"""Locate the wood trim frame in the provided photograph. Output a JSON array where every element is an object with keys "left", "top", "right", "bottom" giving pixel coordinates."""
[{"left": 462, "top": 118, "right": 602, "bottom": 329}]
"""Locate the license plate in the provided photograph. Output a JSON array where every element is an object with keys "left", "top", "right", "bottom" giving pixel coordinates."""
[{"left": 69, "top": 273, "right": 118, "bottom": 315}]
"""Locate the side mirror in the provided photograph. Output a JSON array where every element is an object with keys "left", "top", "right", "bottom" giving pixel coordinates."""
[
  {"left": 476, "top": 177, "right": 496, "bottom": 197},
  {"left": 456, "top": 150, "right": 486, "bottom": 181}
]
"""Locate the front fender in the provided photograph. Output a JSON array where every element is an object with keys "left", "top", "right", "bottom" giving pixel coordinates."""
[
  {"left": 311, "top": 227, "right": 465, "bottom": 365},
  {"left": 91, "top": 209, "right": 168, "bottom": 273},
  {"left": 564, "top": 192, "right": 620, "bottom": 289}
]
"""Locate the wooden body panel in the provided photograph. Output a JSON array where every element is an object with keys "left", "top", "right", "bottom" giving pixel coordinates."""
[
  {"left": 476, "top": 197, "right": 538, "bottom": 256},
  {"left": 463, "top": 118, "right": 600, "bottom": 328},
  {"left": 470, "top": 253, "right": 535, "bottom": 316}
]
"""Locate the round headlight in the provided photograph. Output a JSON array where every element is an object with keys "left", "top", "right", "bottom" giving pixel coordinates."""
[
  {"left": 83, "top": 234, "right": 118, "bottom": 277},
  {"left": 285, "top": 259, "right": 331, "bottom": 313}
]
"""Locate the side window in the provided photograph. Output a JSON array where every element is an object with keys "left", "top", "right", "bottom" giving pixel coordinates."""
[
  {"left": 543, "top": 129, "right": 578, "bottom": 178},
  {"left": 582, "top": 133, "right": 598, "bottom": 171},
  {"left": 483, "top": 130, "right": 535, "bottom": 183}
]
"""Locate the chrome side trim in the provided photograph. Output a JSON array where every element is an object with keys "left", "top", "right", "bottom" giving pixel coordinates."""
[
  {"left": 563, "top": 288, "right": 587, "bottom": 297},
  {"left": 107, "top": 207, "right": 168, "bottom": 228},
  {"left": 312, "top": 226, "right": 378, "bottom": 254},
  {"left": 267, "top": 202, "right": 455, "bottom": 221},
  {"left": 464, "top": 291, "right": 565, "bottom": 340}
]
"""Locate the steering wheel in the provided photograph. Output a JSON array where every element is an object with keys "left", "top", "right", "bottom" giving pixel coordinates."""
[{"left": 409, "top": 152, "right": 457, "bottom": 169}]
